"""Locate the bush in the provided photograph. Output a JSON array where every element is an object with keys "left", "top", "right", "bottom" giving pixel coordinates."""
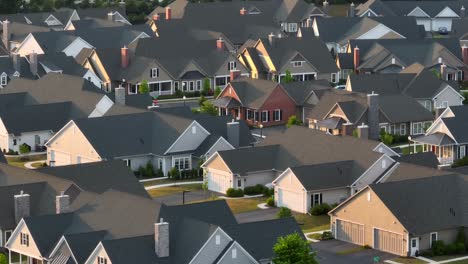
[
  {"left": 456, "top": 227, "right": 466, "bottom": 245},
  {"left": 226, "top": 188, "right": 244, "bottom": 197},
  {"left": 244, "top": 184, "right": 267, "bottom": 195},
  {"left": 453, "top": 156, "right": 468, "bottom": 168},
  {"left": 321, "top": 231, "right": 333, "bottom": 240},
  {"left": 168, "top": 167, "right": 180, "bottom": 179},
  {"left": 380, "top": 133, "right": 394, "bottom": 146},
  {"left": 19, "top": 143, "right": 31, "bottom": 154},
  {"left": 145, "top": 162, "right": 154, "bottom": 177},
  {"left": 277, "top": 207, "right": 292, "bottom": 218},
  {"left": 286, "top": 115, "right": 302, "bottom": 128},
  {"left": 310, "top": 203, "right": 332, "bottom": 216},
  {"left": 456, "top": 242, "right": 466, "bottom": 254},
  {"left": 214, "top": 86, "right": 222, "bottom": 97},
  {"left": 6, "top": 149, "right": 18, "bottom": 155},
  {"left": 446, "top": 243, "right": 457, "bottom": 255},
  {"left": 0, "top": 253, "right": 6, "bottom": 264},
  {"left": 266, "top": 196, "right": 275, "bottom": 207},
  {"left": 432, "top": 240, "right": 446, "bottom": 256},
  {"left": 263, "top": 187, "right": 274, "bottom": 197},
  {"left": 155, "top": 169, "right": 164, "bottom": 177}
]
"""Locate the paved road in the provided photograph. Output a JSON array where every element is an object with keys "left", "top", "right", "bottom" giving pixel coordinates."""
[
  {"left": 153, "top": 190, "right": 217, "bottom": 206},
  {"left": 235, "top": 208, "right": 279, "bottom": 223},
  {"left": 312, "top": 240, "right": 396, "bottom": 264}
]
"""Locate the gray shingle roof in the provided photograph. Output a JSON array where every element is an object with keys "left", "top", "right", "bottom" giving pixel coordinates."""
[
  {"left": 217, "top": 77, "right": 280, "bottom": 109},
  {"left": 440, "top": 105, "right": 468, "bottom": 143},
  {"left": 357, "top": 0, "right": 468, "bottom": 17},
  {"left": 281, "top": 79, "right": 331, "bottom": 105},
  {"left": 64, "top": 231, "right": 108, "bottom": 263}
]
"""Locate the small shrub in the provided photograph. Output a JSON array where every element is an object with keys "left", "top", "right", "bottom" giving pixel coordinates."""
[
  {"left": 453, "top": 156, "right": 468, "bottom": 168},
  {"left": 243, "top": 184, "right": 267, "bottom": 195},
  {"left": 0, "top": 253, "right": 6, "bottom": 264},
  {"left": 321, "top": 231, "right": 333, "bottom": 240},
  {"left": 263, "top": 187, "right": 274, "bottom": 197},
  {"left": 6, "top": 149, "right": 18, "bottom": 155},
  {"left": 168, "top": 167, "right": 180, "bottom": 179},
  {"left": 432, "top": 240, "right": 446, "bottom": 256},
  {"left": 456, "top": 242, "right": 466, "bottom": 254},
  {"left": 363, "top": 245, "right": 372, "bottom": 249},
  {"left": 380, "top": 133, "right": 394, "bottom": 146},
  {"left": 214, "top": 86, "right": 222, "bottom": 97},
  {"left": 226, "top": 188, "right": 244, "bottom": 197},
  {"left": 138, "top": 166, "right": 146, "bottom": 177},
  {"left": 456, "top": 227, "right": 466, "bottom": 245},
  {"left": 155, "top": 169, "right": 164, "bottom": 177},
  {"left": 19, "top": 143, "right": 31, "bottom": 154},
  {"left": 198, "top": 95, "right": 206, "bottom": 106},
  {"left": 145, "top": 162, "right": 154, "bottom": 177},
  {"left": 277, "top": 207, "right": 292, "bottom": 218},
  {"left": 310, "top": 203, "right": 332, "bottom": 216},
  {"left": 286, "top": 115, "right": 302, "bottom": 128},
  {"left": 266, "top": 196, "right": 275, "bottom": 207},
  {"left": 446, "top": 243, "right": 457, "bottom": 255}
]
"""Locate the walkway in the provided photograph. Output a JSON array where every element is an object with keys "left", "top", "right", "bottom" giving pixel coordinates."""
[
  {"left": 145, "top": 181, "right": 203, "bottom": 190},
  {"left": 23, "top": 160, "right": 46, "bottom": 169}
]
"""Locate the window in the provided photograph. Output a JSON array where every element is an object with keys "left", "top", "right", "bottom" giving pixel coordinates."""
[
  {"left": 124, "top": 159, "right": 131, "bottom": 167},
  {"left": 98, "top": 257, "right": 107, "bottom": 264},
  {"left": 158, "top": 159, "right": 163, "bottom": 169},
  {"left": 191, "top": 126, "right": 197, "bottom": 134},
  {"left": 215, "top": 235, "right": 221, "bottom": 245},
  {"left": 331, "top": 73, "right": 337, "bottom": 83},
  {"left": 261, "top": 111, "right": 269, "bottom": 123},
  {"left": 237, "top": 179, "right": 242, "bottom": 187},
  {"left": 20, "top": 233, "right": 29, "bottom": 246},
  {"left": 228, "top": 61, "right": 237, "bottom": 71},
  {"left": 412, "top": 122, "right": 430, "bottom": 135},
  {"left": 254, "top": 111, "right": 259, "bottom": 122},
  {"left": 150, "top": 68, "right": 159, "bottom": 78},
  {"left": 400, "top": 124, "right": 406, "bottom": 135},
  {"left": 440, "top": 101, "right": 448, "bottom": 109},
  {"left": 189, "top": 81, "right": 195, "bottom": 91},
  {"left": 182, "top": 81, "right": 188, "bottom": 91},
  {"left": 129, "top": 85, "right": 137, "bottom": 94},
  {"left": 174, "top": 81, "right": 179, "bottom": 91},
  {"left": 196, "top": 80, "right": 202, "bottom": 91},
  {"left": 288, "top": 23, "right": 298, "bottom": 32},
  {"left": 4, "top": 230, "right": 12, "bottom": 246},
  {"left": 430, "top": 232, "right": 438, "bottom": 248},
  {"left": 292, "top": 61, "right": 303, "bottom": 67},
  {"left": 174, "top": 157, "right": 190, "bottom": 170},
  {"left": 13, "top": 139, "right": 17, "bottom": 146},
  {"left": 389, "top": 125, "right": 396, "bottom": 135},
  {"left": 232, "top": 248, "right": 237, "bottom": 259},
  {"left": 0, "top": 75, "right": 7, "bottom": 86},
  {"left": 246, "top": 109, "right": 253, "bottom": 120},
  {"left": 460, "top": 145, "right": 466, "bottom": 159},
  {"left": 273, "top": 109, "right": 282, "bottom": 121},
  {"left": 312, "top": 193, "right": 322, "bottom": 206}
]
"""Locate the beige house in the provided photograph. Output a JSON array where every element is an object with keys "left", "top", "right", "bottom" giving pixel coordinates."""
[{"left": 329, "top": 174, "right": 468, "bottom": 256}]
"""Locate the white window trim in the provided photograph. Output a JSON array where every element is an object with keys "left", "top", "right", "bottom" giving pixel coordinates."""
[
  {"left": 246, "top": 109, "right": 252, "bottom": 120},
  {"left": 150, "top": 68, "right": 159, "bottom": 78},
  {"left": 460, "top": 145, "right": 466, "bottom": 159},
  {"left": 274, "top": 109, "right": 282, "bottom": 121},
  {"left": 400, "top": 124, "right": 406, "bottom": 135},
  {"left": 261, "top": 110, "right": 269, "bottom": 123},
  {"left": 430, "top": 232, "right": 438, "bottom": 248},
  {"left": 228, "top": 61, "right": 237, "bottom": 71},
  {"left": 292, "top": 61, "right": 303, "bottom": 67},
  {"left": 0, "top": 75, "right": 7, "bottom": 86},
  {"left": 173, "top": 156, "right": 191, "bottom": 170},
  {"left": 312, "top": 193, "right": 322, "bottom": 206}
]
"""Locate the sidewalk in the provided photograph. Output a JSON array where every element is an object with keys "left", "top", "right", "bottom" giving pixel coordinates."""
[
  {"left": 24, "top": 160, "right": 46, "bottom": 169},
  {"left": 145, "top": 181, "right": 203, "bottom": 190}
]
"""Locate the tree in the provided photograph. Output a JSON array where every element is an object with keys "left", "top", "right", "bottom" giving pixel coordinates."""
[
  {"left": 286, "top": 115, "right": 302, "bottom": 128},
  {"left": 277, "top": 207, "right": 292, "bottom": 218},
  {"left": 19, "top": 143, "right": 31, "bottom": 154},
  {"left": 0, "top": 253, "right": 7, "bottom": 264},
  {"left": 214, "top": 86, "right": 222, "bottom": 97},
  {"left": 273, "top": 233, "right": 317, "bottom": 264},
  {"left": 200, "top": 101, "right": 218, "bottom": 116},
  {"left": 139, "top": 80, "right": 150, "bottom": 94},
  {"left": 202, "top": 78, "right": 211, "bottom": 96},
  {"left": 283, "top": 70, "right": 294, "bottom": 83},
  {"left": 198, "top": 95, "right": 207, "bottom": 106}
]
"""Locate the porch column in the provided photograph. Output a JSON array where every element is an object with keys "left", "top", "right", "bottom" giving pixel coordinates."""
[
  {"left": 8, "top": 250, "right": 10, "bottom": 264},
  {"left": 414, "top": 143, "right": 416, "bottom": 154}
]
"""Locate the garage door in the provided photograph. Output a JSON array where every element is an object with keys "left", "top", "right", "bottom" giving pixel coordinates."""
[
  {"left": 207, "top": 172, "right": 230, "bottom": 194},
  {"left": 336, "top": 219, "right": 365, "bottom": 245},
  {"left": 51, "top": 150, "right": 71, "bottom": 167},
  {"left": 374, "top": 229, "right": 405, "bottom": 256},
  {"left": 277, "top": 188, "right": 304, "bottom": 213},
  {"left": 416, "top": 19, "right": 431, "bottom": 31}
]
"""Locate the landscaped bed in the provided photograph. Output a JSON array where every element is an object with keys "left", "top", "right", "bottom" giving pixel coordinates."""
[
  {"left": 141, "top": 177, "right": 203, "bottom": 187},
  {"left": 6, "top": 154, "right": 46, "bottom": 168},
  {"left": 293, "top": 213, "right": 330, "bottom": 233}
]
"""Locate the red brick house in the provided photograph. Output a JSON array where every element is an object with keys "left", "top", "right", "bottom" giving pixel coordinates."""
[{"left": 213, "top": 77, "right": 296, "bottom": 127}]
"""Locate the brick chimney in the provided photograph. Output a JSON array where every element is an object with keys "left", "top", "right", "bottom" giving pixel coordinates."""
[
  {"left": 240, "top": 7, "right": 247, "bottom": 15},
  {"left": 230, "top": 70, "right": 241, "bottom": 81},
  {"left": 115, "top": 84, "right": 126, "bottom": 104},
  {"left": 165, "top": 7, "right": 172, "bottom": 20},
  {"left": 56, "top": 191, "right": 71, "bottom": 214},
  {"left": 155, "top": 218, "right": 169, "bottom": 258},
  {"left": 153, "top": 14, "right": 160, "bottom": 21},
  {"left": 29, "top": 52, "right": 38, "bottom": 76},
  {"left": 440, "top": 63, "right": 446, "bottom": 80},
  {"left": 107, "top": 12, "right": 114, "bottom": 21},
  {"left": 323, "top": 0, "right": 329, "bottom": 15},
  {"left": 121, "top": 46, "right": 129, "bottom": 68},
  {"left": 341, "top": 123, "right": 354, "bottom": 136},
  {"left": 268, "top": 32, "right": 276, "bottom": 47},
  {"left": 367, "top": 92, "right": 380, "bottom": 140},
  {"left": 349, "top": 2, "right": 355, "bottom": 17},
  {"left": 462, "top": 45, "right": 468, "bottom": 65},
  {"left": 216, "top": 37, "right": 225, "bottom": 50},
  {"left": 12, "top": 53, "right": 20, "bottom": 73},
  {"left": 14, "top": 191, "right": 30, "bottom": 224},
  {"left": 357, "top": 123, "right": 369, "bottom": 139},
  {"left": 2, "top": 19, "right": 10, "bottom": 51},
  {"left": 227, "top": 119, "right": 240, "bottom": 148},
  {"left": 353, "top": 46, "right": 360, "bottom": 73}
]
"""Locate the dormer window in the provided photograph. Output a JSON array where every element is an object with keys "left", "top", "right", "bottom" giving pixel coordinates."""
[
  {"left": 20, "top": 233, "right": 29, "bottom": 246},
  {"left": 292, "top": 61, "right": 303, "bottom": 67},
  {"left": 0, "top": 74, "right": 7, "bottom": 86},
  {"left": 391, "top": 57, "right": 396, "bottom": 64},
  {"left": 288, "top": 23, "right": 298, "bottom": 32},
  {"left": 438, "top": 57, "right": 442, "bottom": 64},
  {"left": 98, "top": 256, "right": 107, "bottom": 264},
  {"left": 150, "top": 68, "right": 159, "bottom": 78},
  {"left": 228, "top": 61, "right": 237, "bottom": 71}
]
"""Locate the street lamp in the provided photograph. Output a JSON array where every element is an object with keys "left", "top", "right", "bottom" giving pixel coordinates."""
[
  {"left": 259, "top": 124, "right": 264, "bottom": 138},
  {"left": 407, "top": 136, "right": 412, "bottom": 154},
  {"left": 183, "top": 95, "right": 187, "bottom": 106}
]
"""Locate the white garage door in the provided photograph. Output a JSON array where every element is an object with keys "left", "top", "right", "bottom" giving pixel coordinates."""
[
  {"left": 374, "top": 229, "right": 405, "bottom": 256},
  {"left": 432, "top": 18, "right": 452, "bottom": 31},
  {"left": 336, "top": 219, "right": 365, "bottom": 245},
  {"left": 277, "top": 188, "right": 304, "bottom": 213},
  {"left": 52, "top": 150, "right": 71, "bottom": 167},
  {"left": 207, "top": 172, "right": 230, "bottom": 194},
  {"left": 416, "top": 18, "right": 431, "bottom": 31}
]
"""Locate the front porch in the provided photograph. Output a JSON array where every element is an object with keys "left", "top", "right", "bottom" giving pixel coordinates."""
[
  {"left": 410, "top": 133, "right": 456, "bottom": 165},
  {"left": 7, "top": 251, "right": 43, "bottom": 264}
]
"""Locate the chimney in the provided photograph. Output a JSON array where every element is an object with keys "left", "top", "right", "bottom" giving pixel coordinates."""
[
  {"left": 463, "top": 45, "right": 468, "bottom": 65},
  {"left": 121, "top": 46, "right": 129, "bottom": 68},
  {"left": 56, "top": 191, "right": 71, "bottom": 214},
  {"left": 349, "top": 2, "right": 355, "bottom": 17},
  {"left": 461, "top": 6, "right": 466, "bottom": 18},
  {"left": 268, "top": 32, "right": 276, "bottom": 47},
  {"left": 155, "top": 218, "right": 169, "bottom": 258},
  {"left": 12, "top": 53, "right": 20, "bottom": 72},
  {"left": 240, "top": 7, "right": 247, "bottom": 15},
  {"left": 357, "top": 123, "right": 369, "bottom": 139},
  {"left": 440, "top": 63, "right": 446, "bottom": 80},
  {"left": 2, "top": 19, "right": 10, "bottom": 51},
  {"left": 216, "top": 37, "right": 225, "bottom": 50},
  {"left": 153, "top": 14, "right": 160, "bottom": 21},
  {"left": 29, "top": 52, "right": 37, "bottom": 76},
  {"left": 115, "top": 85, "right": 126, "bottom": 105},
  {"left": 323, "top": 0, "right": 329, "bottom": 15},
  {"left": 341, "top": 123, "right": 354, "bottom": 136},
  {"left": 353, "top": 46, "right": 360, "bottom": 73},
  {"left": 14, "top": 191, "right": 30, "bottom": 224},
  {"left": 367, "top": 92, "right": 380, "bottom": 140},
  {"left": 227, "top": 119, "right": 240, "bottom": 148},
  {"left": 165, "top": 7, "right": 172, "bottom": 20},
  {"left": 107, "top": 12, "right": 114, "bottom": 21},
  {"left": 230, "top": 70, "right": 241, "bottom": 81}
]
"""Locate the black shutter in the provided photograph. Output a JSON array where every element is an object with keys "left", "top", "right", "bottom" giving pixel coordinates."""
[{"left": 320, "top": 193, "right": 323, "bottom": 204}]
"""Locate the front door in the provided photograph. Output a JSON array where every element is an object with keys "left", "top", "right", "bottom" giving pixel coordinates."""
[{"left": 410, "top": 238, "right": 419, "bottom": 256}]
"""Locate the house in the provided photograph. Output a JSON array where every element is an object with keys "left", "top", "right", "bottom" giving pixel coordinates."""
[
  {"left": 329, "top": 174, "right": 468, "bottom": 256},
  {"left": 238, "top": 34, "right": 339, "bottom": 83},
  {"left": 411, "top": 105, "right": 468, "bottom": 166},
  {"left": 339, "top": 39, "right": 467, "bottom": 81},
  {"left": 0, "top": 159, "right": 149, "bottom": 248},
  {"left": 305, "top": 88, "right": 434, "bottom": 138},
  {"left": 306, "top": 16, "right": 425, "bottom": 53},
  {"left": 345, "top": 65, "right": 465, "bottom": 111},
  {"left": 202, "top": 125, "right": 400, "bottom": 195},
  {"left": 0, "top": 73, "right": 150, "bottom": 153},
  {"left": 354, "top": 0, "right": 467, "bottom": 32},
  {"left": 45, "top": 107, "right": 255, "bottom": 174},
  {"left": 0, "top": 54, "right": 36, "bottom": 88},
  {"left": 149, "top": 0, "right": 326, "bottom": 45},
  {"left": 77, "top": 36, "right": 249, "bottom": 94}
]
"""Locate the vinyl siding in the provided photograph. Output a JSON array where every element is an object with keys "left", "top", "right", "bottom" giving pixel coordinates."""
[
  {"left": 165, "top": 122, "right": 209, "bottom": 154},
  {"left": 217, "top": 243, "right": 257, "bottom": 264},
  {"left": 190, "top": 229, "right": 232, "bottom": 264}
]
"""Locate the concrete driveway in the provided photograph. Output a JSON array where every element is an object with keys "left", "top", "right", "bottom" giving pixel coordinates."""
[
  {"left": 312, "top": 240, "right": 396, "bottom": 264},
  {"left": 153, "top": 190, "right": 218, "bottom": 206},
  {"left": 235, "top": 208, "right": 279, "bottom": 223}
]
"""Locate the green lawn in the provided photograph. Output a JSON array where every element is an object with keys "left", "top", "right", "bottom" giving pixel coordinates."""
[
  {"left": 141, "top": 177, "right": 203, "bottom": 187},
  {"left": 31, "top": 161, "right": 47, "bottom": 168},
  {"left": 225, "top": 197, "right": 267, "bottom": 214},
  {"left": 449, "top": 260, "right": 468, "bottom": 264},
  {"left": 392, "top": 257, "right": 428, "bottom": 264},
  {"left": 147, "top": 184, "right": 203, "bottom": 197},
  {"left": 6, "top": 154, "right": 46, "bottom": 168},
  {"left": 293, "top": 213, "right": 330, "bottom": 233},
  {"left": 429, "top": 254, "right": 468, "bottom": 262},
  {"left": 401, "top": 145, "right": 423, "bottom": 155},
  {"left": 307, "top": 233, "right": 322, "bottom": 240}
]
